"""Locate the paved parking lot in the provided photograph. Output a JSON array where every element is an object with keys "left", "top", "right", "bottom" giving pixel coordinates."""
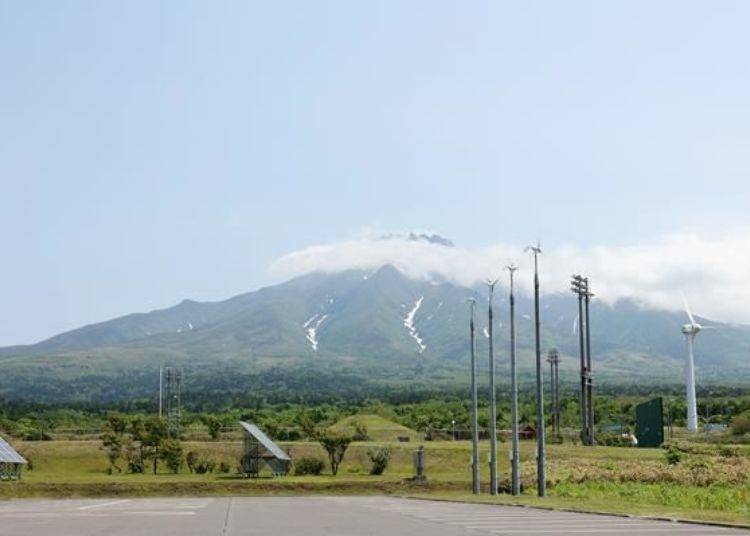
[{"left": 0, "top": 496, "right": 746, "bottom": 535}]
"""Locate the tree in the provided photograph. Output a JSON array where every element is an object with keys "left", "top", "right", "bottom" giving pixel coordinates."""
[
  {"left": 160, "top": 439, "right": 183, "bottom": 474},
  {"left": 730, "top": 411, "right": 750, "bottom": 436},
  {"left": 296, "top": 409, "right": 318, "bottom": 440},
  {"left": 100, "top": 414, "right": 128, "bottom": 474},
  {"left": 317, "top": 432, "right": 352, "bottom": 476},
  {"left": 123, "top": 437, "right": 144, "bottom": 473},
  {"left": 142, "top": 418, "right": 168, "bottom": 474},
  {"left": 204, "top": 416, "right": 222, "bottom": 440},
  {"left": 100, "top": 430, "right": 123, "bottom": 474},
  {"left": 106, "top": 414, "right": 128, "bottom": 435}
]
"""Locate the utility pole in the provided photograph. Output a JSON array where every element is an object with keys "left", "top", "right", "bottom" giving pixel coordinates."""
[
  {"left": 487, "top": 280, "right": 499, "bottom": 495},
  {"left": 584, "top": 278, "right": 595, "bottom": 445},
  {"left": 505, "top": 263, "right": 520, "bottom": 496},
  {"left": 547, "top": 349, "right": 560, "bottom": 436},
  {"left": 571, "top": 275, "right": 591, "bottom": 445},
  {"left": 526, "top": 243, "right": 545, "bottom": 497},
  {"left": 158, "top": 366, "right": 163, "bottom": 418},
  {"left": 468, "top": 298, "right": 480, "bottom": 494}
]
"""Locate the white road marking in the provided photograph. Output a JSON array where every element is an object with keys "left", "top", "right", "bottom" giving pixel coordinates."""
[
  {"left": 489, "top": 528, "right": 716, "bottom": 534},
  {"left": 468, "top": 522, "right": 671, "bottom": 527},
  {"left": 77, "top": 500, "right": 130, "bottom": 511},
  {"left": 124, "top": 511, "right": 196, "bottom": 516}
]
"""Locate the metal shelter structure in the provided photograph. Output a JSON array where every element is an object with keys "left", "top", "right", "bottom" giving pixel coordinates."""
[
  {"left": 0, "top": 436, "right": 27, "bottom": 480},
  {"left": 239, "top": 422, "right": 291, "bottom": 477}
]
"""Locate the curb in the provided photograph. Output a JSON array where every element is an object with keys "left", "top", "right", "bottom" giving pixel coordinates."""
[{"left": 400, "top": 495, "right": 750, "bottom": 531}]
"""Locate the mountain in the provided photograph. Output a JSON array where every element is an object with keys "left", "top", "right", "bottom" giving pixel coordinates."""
[{"left": 1, "top": 264, "right": 750, "bottom": 404}]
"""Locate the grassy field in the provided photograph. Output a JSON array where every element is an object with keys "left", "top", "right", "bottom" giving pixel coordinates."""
[{"left": 2, "top": 416, "right": 749, "bottom": 527}]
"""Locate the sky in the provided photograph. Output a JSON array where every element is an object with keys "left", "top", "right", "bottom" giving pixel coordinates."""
[{"left": 1, "top": 1, "right": 749, "bottom": 345}]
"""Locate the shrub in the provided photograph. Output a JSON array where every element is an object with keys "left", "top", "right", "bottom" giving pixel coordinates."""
[
  {"left": 730, "top": 411, "right": 750, "bottom": 436},
  {"left": 23, "top": 430, "right": 52, "bottom": 441},
  {"left": 718, "top": 445, "right": 740, "bottom": 458},
  {"left": 194, "top": 458, "right": 216, "bottom": 474},
  {"left": 596, "top": 433, "right": 634, "bottom": 447},
  {"left": 160, "top": 439, "right": 183, "bottom": 474},
  {"left": 186, "top": 451, "right": 198, "bottom": 473},
  {"left": 218, "top": 461, "right": 231, "bottom": 473},
  {"left": 664, "top": 445, "right": 682, "bottom": 465},
  {"left": 351, "top": 420, "right": 369, "bottom": 441},
  {"left": 275, "top": 428, "right": 303, "bottom": 441},
  {"left": 127, "top": 459, "right": 144, "bottom": 473},
  {"left": 367, "top": 446, "right": 391, "bottom": 475},
  {"left": 294, "top": 457, "right": 325, "bottom": 476},
  {"left": 203, "top": 416, "right": 222, "bottom": 440}
]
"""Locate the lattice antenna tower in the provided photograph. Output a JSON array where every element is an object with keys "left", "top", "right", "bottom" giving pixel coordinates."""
[{"left": 165, "top": 367, "right": 182, "bottom": 438}]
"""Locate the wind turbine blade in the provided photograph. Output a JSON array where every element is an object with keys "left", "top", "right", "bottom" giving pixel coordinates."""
[{"left": 682, "top": 293, "right": 696, "bottom": 325}]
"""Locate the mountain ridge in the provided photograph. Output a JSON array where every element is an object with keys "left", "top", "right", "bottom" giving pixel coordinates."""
[{"left": 1, "top": 264, "right": 749, "bottom": 402}]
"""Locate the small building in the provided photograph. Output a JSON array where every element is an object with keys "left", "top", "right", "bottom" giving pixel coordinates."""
[
  {"left": 239, "top": 422, "right": 291, "bottom": 477},
  {"left": 519, "top": 424, "right": 536, "bottom": 440},
  {"left": 0, "top": 436, "right": 27, "bottom": 481}
]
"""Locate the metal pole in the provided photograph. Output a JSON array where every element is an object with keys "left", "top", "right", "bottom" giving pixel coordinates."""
[
  {"left": 526, "top": 244, "right": 545, "bottom": 497},
  {"left": 506, "top": 264, "right": 520, "bottom": 496},
  {"left": 158, "top": 366, "right": 163, "bottom": 418},
  {"left": 549, "top": 355, "right": 555, "bottom": 435},
  {"left": 579, "top": 294, "right": 588, "bottom": 443},
  {"left": 487, "top": 280, "right": 499, "bottom": 495},
  {"left": 584, "top": 280, "right": 594, "bottom": 444},
  {"left": 554, "top": 357, "right": 560, "bottom": 435},
  {"left": 468, "top": 298, "right": 480, "bottom": 494}
]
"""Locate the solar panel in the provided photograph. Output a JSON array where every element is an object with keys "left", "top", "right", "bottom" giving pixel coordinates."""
[
  {"left": 0, "top": 436, "right": 27, "bottom": 464},
  {"left": 239, "top": 422, "right": 291, "bottom": 461}
]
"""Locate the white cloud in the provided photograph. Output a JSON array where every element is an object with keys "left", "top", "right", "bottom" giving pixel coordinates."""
[{"left": 270, "top": 229, "right": 750, "bottom": 324}]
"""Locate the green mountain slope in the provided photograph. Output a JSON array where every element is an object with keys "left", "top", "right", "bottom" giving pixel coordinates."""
[{"left": 1, "top": 264, "right": 749, "bottom": 403}]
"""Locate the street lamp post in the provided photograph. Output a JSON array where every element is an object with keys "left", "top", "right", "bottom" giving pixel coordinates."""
[
  {"left": 525, "top": 243, "right": 545, "bottom": 497},
  {"left": 487, "top": 280, "right": 499, "bottom": 496},
  {"left": 468, "top": 298, "right": 480, "bottom": 494},
  {"left": 505, "top": 263, "right": 520, "bottom": 496}
]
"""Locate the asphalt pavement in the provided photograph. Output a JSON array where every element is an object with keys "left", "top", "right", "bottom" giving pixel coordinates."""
[{"left": 0, "top": 496, "right": 746, "bottom": 535}]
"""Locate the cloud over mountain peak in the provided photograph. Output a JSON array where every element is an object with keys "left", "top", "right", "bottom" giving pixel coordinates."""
[{"left": 270, "top": 228, "right": 750, "bottom": 325}]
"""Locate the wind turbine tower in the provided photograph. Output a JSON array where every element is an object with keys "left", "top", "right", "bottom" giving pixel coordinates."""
[{"left": 681, "top": 297, "right": 706, "bottom": 433}]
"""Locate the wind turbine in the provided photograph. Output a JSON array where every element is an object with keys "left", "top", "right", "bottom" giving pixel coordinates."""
[{"left": 681, "top": 296, "right": 711, "bottom": 433}]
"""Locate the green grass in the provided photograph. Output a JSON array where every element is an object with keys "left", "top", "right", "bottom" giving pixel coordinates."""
[
  {"left": 410, "top": 486, "right": 750, "bottom": 528},
  {"left": 329, "top": 414, "right": 420, "bottom": 442}
]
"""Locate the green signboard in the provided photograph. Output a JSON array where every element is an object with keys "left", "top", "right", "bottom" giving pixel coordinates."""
[{"left": 635, "top": 397, "right": 664, "bottom": 448}]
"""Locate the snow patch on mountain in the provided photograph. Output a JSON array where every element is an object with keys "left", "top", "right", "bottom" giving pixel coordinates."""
[
  {"left": 304, "top": 314, "right": 328, "bottom": 352},
  {"left": 404, "top": 297, "right": 426, "bottom": 353}
]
